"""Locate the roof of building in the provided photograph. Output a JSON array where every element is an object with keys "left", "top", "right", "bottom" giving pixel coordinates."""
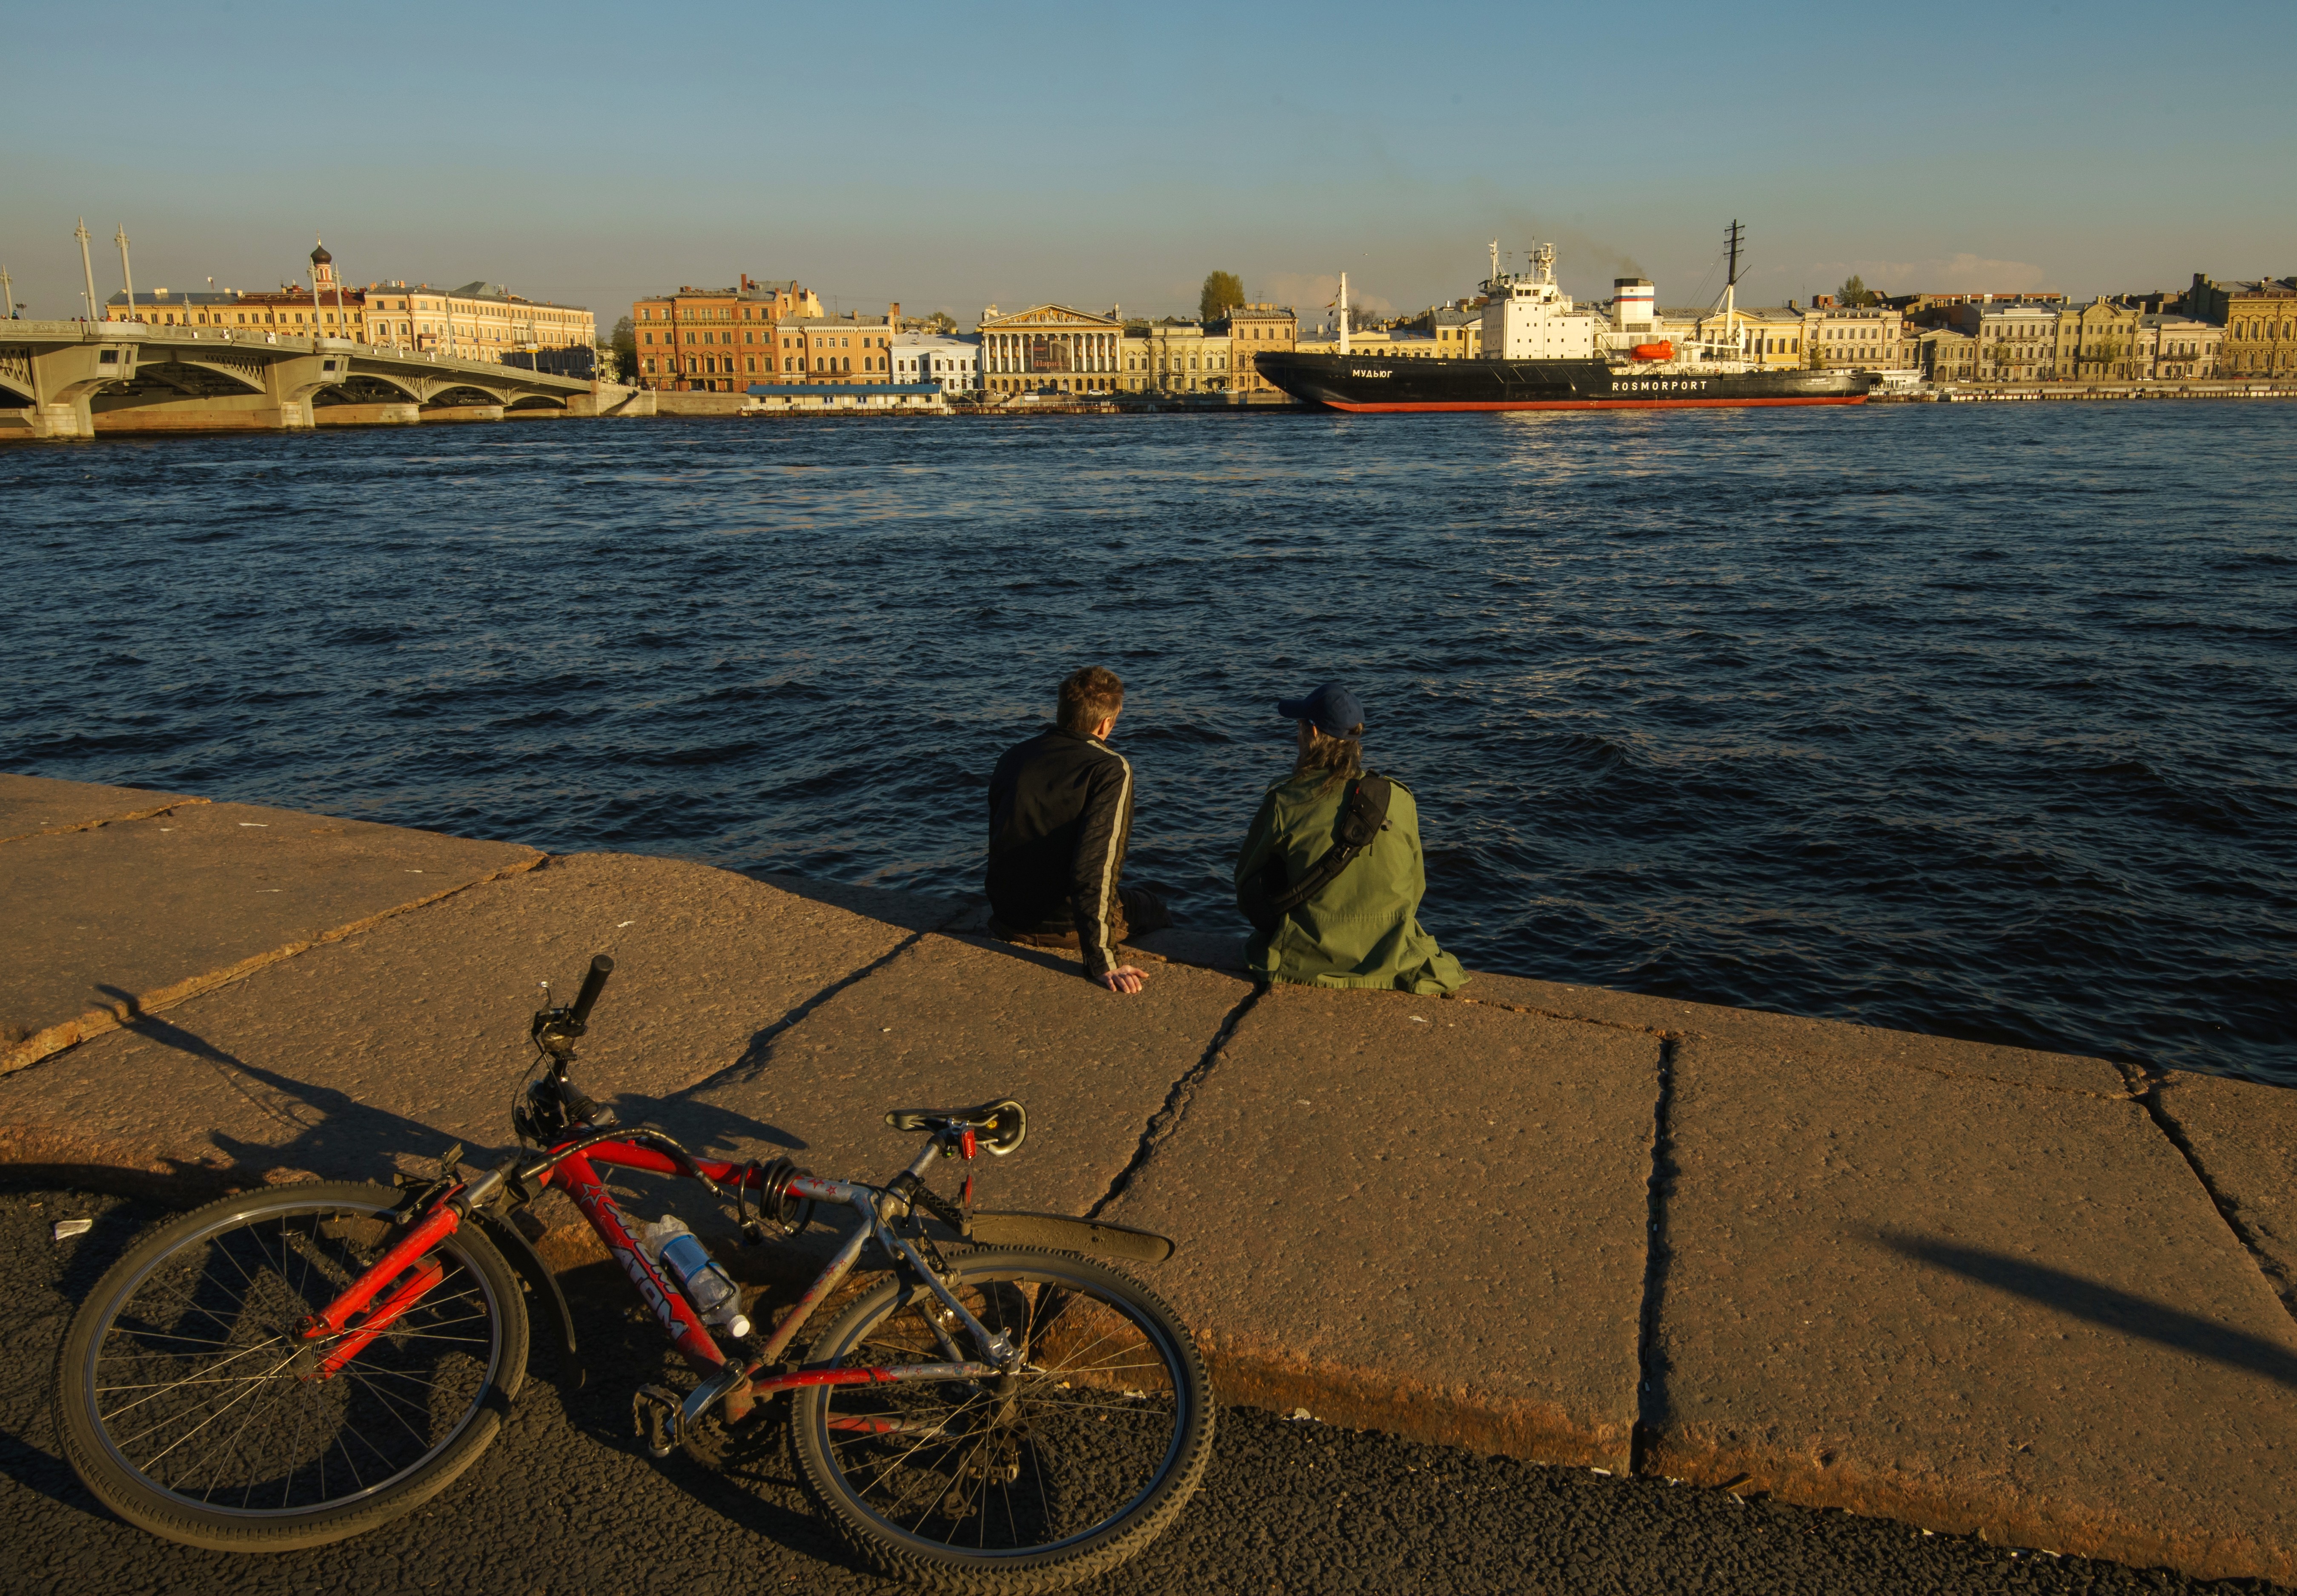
[
  {"left": 782, "top": 313, "right": 895, "bottom": 329},
  {"left": 105, "top": 290, "right": 246, "bottom": 307}
]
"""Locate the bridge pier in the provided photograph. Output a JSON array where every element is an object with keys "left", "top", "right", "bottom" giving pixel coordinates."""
[
  {"left": 421, "top": 404, "right": 505, "bottom": 424},
  {"left": 1, "top": 334, "right": 140, "bottom": 440}
]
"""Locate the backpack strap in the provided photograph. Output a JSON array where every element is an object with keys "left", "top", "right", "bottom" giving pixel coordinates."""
[{"left": 1265, "top": 776, "right": 1392, "bottom": 917}]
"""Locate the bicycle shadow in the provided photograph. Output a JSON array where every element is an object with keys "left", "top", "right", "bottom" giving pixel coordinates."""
[
  {"left": 0, "top": 1190, "right": 175, "bottom": 1520},
  {"left": 553, "top": 1288, "right": 863, "bottom": 1569},
  {"left": 92, "top": 986, "right": 469, "bottom": 1179}
]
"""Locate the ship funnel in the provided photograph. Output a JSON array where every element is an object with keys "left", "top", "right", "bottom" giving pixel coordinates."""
[{"left": 1613, "top": 278, "right": 1655, "bottom": 332}]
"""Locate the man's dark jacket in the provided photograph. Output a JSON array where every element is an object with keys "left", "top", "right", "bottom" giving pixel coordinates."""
[{"left": 985, "top": 726, "right": 1134, "bottom": 980}]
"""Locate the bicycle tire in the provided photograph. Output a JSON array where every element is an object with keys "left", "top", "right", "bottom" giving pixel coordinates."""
[
  {"left": 54, "top": 1180, "right": 528, "bottom": 1552},
  {"left": 789, "top": 1246, "right": 1212, "bottom": 1594}
]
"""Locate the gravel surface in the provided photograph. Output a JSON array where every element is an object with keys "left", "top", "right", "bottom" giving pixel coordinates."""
[{"left": 5, "top": 1186, "right": 2282, "bottom": 1596}]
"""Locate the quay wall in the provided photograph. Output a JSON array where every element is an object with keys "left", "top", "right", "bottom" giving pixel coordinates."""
[{"left": 3, "top": 772, "right": 2296, "bottom": 1582}]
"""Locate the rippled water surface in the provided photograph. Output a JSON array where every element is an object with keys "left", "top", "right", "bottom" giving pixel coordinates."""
[{"left": 5, "top": 406, "right": 2292, "bottom": 1081}]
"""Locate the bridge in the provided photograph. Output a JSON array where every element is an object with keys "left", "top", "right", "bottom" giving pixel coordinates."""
[{"left": 0, "top": 320, "right": 647, "bottom": 440}]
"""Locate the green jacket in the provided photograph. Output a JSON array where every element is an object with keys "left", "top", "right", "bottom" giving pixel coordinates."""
[{"left": 1234, "top": 769, "right": 1468, "bottom": 995}]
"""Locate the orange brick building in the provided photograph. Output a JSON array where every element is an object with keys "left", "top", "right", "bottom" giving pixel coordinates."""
[{"left": 632, "top": 277, "right": 822, "bottom": 392}]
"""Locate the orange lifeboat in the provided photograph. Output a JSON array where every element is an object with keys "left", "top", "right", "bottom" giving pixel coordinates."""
[{"left": 1631, "top": 340, "right": 1674, "bottom": 361}]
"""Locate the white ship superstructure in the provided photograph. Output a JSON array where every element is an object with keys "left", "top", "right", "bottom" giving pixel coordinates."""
[{"left": 1475, "top": 229, "right": 1761, "bottom": 376}]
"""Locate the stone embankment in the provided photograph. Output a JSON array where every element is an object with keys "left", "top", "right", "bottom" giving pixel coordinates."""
[{"left": 5, "top": 772, "right": 2294, "bottom": 1583}]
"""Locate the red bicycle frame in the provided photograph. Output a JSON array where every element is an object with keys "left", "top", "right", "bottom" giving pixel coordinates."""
[{"left": 291, "top": 1124, "right": 1008, "bottom": 1445}]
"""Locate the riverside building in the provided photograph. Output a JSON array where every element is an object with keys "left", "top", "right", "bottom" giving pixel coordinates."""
[
  {"left": 892, "top": 332, "right": 982, "bottom": 393},
  {"left": 1220, "top": 302, "right": 1299, "bottom": 392},
  {"left": 777, "top": 309, "right": 900, "bottom": 384},
  {"left": 1134, "top": 319, "right": 1235, "bottom": 391},
  {"left": 633, "top": 278, "right": 820, "bottom": 392},
  {"left": 978, "top": 305, "right": 1124, "bottom": 395},
  {"left": 2140, "top": 315, "right": 2220, "bottom": 379},
  {"left": 1804, "top": 302, "right": 1908, "bottom": 371},
  {"left": 2185, "top": 274, "right": 2297, "bottom": 377},
  {"left": 2058, "top": 297, "right": 2145, "bottom": 381},
  {"left": 1972, "top": 303, "right": 2058, "bottom": 381},
  {"left": 107, "top": 243, "right": 372, "bottom": 342}
]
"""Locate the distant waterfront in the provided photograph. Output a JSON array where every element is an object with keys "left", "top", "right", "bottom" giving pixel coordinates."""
[{"left": 4, "top": 405, "right": 2291, "bottom": 1082}]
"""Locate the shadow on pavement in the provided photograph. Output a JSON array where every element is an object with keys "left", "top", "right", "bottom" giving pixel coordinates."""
[
  {"left": 1876, "top": 1230, "right": 2297, "bottom": 1390},
  {"left": 93, "top": 985, "right": 473, "bottom": 1178}
]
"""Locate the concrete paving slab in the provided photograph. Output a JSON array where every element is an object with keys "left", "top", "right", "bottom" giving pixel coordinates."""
[
  {"left": 0, "top": 852, "right": 919, "bottom": 1186},
  {"left": 3, "top": 800, "right": 544, "bottom": 1068},
  {"left": 0, "top": 772, "right": 204, "bottom": 844},
  {"left": 650, "top": 931, "right": 1253, "bottom": 1227},
  {"left": 1455, "top": 970, "right": 2129, "bottom": 1098},
  {"left": 2154, "top": 1070, "right": 2297, "bottom": 1317},
  {"left": 1646, "top": 1034, "right": 2297, "bottom": 1582},
  {"left": 744, "top": 870, "right": 965, "bottom": 935},
  {"left": 1100, "top": 984, "right": 1660, "bottom": 1471}
]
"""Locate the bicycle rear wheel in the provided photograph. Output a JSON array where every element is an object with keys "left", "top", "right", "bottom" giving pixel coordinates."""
[
  {"left": 54, "top": 1181, "right": 527, "bottom": 1552},
  {"left": 790, "top": 1247, "right": 1212, "bottom": 1593}
]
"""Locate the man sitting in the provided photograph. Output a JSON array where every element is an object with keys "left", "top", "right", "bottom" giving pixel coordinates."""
[{"left": 986, "top": 666, "right": 1171, "bottom": 995}]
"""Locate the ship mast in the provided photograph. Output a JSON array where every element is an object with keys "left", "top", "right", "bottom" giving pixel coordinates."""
[
  {"left": 1339, "top": 271, "right": 1350, "bottom": 356},
  {"left": 1723, "top": 219, "right": 1743, "bottom": 355}
]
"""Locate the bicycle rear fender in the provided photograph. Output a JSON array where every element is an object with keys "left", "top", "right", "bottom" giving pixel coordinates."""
[
  {"left": 475, "top": 1210, "right": 581, "bottom": 1387},
  {"left": 962, "top": 1211, "right": 1175, "bottom": 1264}
]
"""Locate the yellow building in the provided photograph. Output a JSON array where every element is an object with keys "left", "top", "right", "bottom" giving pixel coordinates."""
[
  {"left": 366, "top": 276, "right": 593, "bottom": 364},
  {"left": 773, "top": 310, "right": 901, "bottom": 385},
  {"left": 980, "top": 305, "right": 1124, "bottom": 395},
  {"left": 1221, "top": 302, "right": 1299, "bottom": 390},
  {"left": 1732, "top": 306, "right": 1807, "bottom": 369}
]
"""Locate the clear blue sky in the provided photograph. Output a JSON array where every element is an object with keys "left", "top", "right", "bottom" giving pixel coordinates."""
[{"left": 4, "top": 0, "right": 2293, "bottom": 327}]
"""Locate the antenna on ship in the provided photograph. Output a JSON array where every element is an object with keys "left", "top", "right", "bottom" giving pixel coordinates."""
[{"left": 1724, "top": 219, "right": 1744, "bottom": 354}]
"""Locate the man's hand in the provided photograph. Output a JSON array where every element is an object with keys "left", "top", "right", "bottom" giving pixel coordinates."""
[{"left": 1097, "top": 965, "right": 1149, "bottom": 995}]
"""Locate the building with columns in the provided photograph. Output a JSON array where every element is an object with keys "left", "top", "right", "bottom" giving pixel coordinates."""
[
  {"left": 2185, "top": 274, "right": 2297, "bottom": 378},
  {"left": 977, "top": 305, "right": 1124, "bottom": 395}
]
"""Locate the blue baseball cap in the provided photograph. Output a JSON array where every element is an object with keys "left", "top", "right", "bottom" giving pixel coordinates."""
[{"left": 1275, "top": 683, "right": 1366, "bottom": 738}]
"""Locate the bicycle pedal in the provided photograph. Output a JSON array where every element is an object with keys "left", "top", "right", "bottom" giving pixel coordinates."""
[{"left": 632, "top": 1385, "right": 681, "bottom": 1459}]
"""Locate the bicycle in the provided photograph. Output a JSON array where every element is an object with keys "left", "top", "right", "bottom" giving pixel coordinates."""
[{"left": 54, "top": 955, "right": 1214, "bottom": 1593}]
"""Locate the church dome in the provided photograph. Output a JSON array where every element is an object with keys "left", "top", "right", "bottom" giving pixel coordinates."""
[{"left": 310, "top": 240, "right": 332, "bottom": 266}]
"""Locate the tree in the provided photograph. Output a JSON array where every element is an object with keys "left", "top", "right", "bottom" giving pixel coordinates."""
[
  {"left": 607, "top": 314, "right": 637, "bottom": 382},
  {"left": 1836, "top": 275, "right": 1883, "bottom": 309},
  {"left": 1199, "top": 270, "right": 1245, "bottom": 324}
]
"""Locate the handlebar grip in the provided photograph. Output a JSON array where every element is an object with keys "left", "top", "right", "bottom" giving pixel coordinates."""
[{"left": 568, "top": 955, "right": 614, "bottom": 1027}]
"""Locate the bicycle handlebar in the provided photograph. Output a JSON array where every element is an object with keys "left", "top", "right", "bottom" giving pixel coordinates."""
[{"left": 568, "top": 955, "right": 614, "bottom": 1027}]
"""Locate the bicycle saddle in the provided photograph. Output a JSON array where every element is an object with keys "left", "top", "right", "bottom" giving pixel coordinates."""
[{"left": 884, "top": 1098, "right": 1027, "bottom": 1155}]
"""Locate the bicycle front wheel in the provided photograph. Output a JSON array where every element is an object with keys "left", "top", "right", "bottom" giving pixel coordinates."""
[
  {"left": 54, "top": 1181, "right": 528, "bottom": 1552},
  {"left": 790, "top": 1246, "right": 1212, "bottom": 1593}
]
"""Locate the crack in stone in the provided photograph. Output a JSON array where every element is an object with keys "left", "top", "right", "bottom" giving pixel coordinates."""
[
  {"left": 1087, "top": 987, "right": 1262, "bottom": 1221},
  {"left": 1630, "top": 1035, "right": 1680, "bottom": 1478},
  {"left": 680, "top": 927, "right": 936, "bottom": 1094},
  {"left": 2125, "top": 1065, "right": 2297, "bottom": 1326}
]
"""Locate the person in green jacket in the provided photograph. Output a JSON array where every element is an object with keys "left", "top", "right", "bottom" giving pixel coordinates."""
[{"left": 1234, "top": 683, "right": 1468, "bottom": 995}]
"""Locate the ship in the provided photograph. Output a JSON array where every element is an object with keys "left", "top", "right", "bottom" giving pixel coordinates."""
[{"left": 1255, "top": 227, "right": 1871, "bottom": 412}]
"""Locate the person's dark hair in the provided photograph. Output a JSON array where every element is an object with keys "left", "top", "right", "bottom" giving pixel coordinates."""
[
  {"left": 1057, "top": 666, "right": 1125, "bottom": 736},
  {"left": 1294, "top": 723, "right": 1364, "bottom": 795}
]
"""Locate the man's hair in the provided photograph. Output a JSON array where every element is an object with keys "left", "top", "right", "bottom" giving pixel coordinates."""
[{"left": 1057, "top": 666, "right": 1125, "bottom": 735}]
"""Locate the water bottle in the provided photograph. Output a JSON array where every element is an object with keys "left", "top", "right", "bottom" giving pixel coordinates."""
[{"left": 638, "top": 1215, "right": 751, "bottom": 1339}]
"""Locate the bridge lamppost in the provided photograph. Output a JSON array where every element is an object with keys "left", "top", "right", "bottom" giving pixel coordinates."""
[
  {"left": 115, "top": 224, "right": 135, "bottom": 323},
  {"left": 75, "top": 217, "right": 97, "bottom": 321}
]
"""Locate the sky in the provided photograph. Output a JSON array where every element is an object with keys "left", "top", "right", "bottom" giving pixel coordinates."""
[{"left": 4, "top": 0, "right": 2294, "bottom": 329}]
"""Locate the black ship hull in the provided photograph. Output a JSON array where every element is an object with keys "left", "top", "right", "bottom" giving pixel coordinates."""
[{"left": 1255, "top": 352, "right": 1871, "bottom": 411}]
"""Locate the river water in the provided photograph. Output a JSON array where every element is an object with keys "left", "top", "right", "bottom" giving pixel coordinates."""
[{"left": 4, "top": 405, "right": 2292, "bottom": 1082}]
